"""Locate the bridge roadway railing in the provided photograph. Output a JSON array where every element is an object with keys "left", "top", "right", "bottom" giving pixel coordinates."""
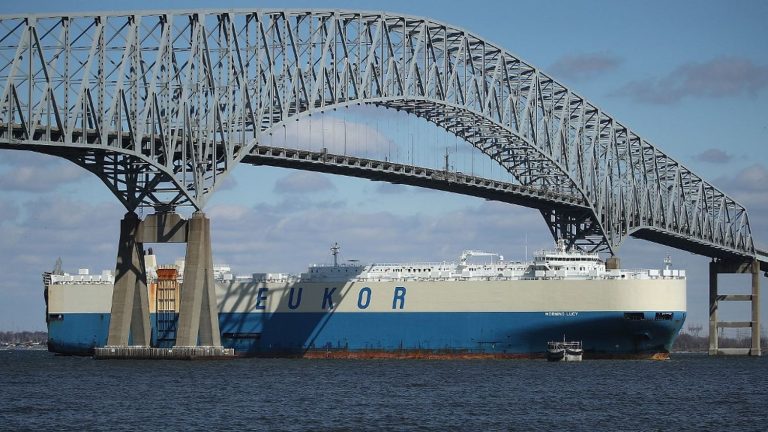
[{"left": 243, "top": 145, "right": 589, "bottom": 213}]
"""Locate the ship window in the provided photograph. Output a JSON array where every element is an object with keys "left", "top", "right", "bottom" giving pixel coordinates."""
[
  {"left": 624, "top": 312, "right": 645, "bottom": 321},
  {"left": 655, "top": 312, "right": 673, "bottom": 321}
]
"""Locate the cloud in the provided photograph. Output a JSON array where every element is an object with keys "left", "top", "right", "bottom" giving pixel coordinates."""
[
  {"left": 548, "top": 52, "right": 622, "bottom": 82},
  {"left": 266, "top": 114, "right": 395, "bottom": 157},
  {"left": 692, "top": 148, "right": 733, "bottom": 164},
  {"left": 0, "top": 152, "right": 87, "bottom": 192},
  {"left": 714, "top": 164, "right": 768, "bottom": 245},
  {"left": 716, "top": 164, "right": 768, "bottom": 196},
  {"left": 206, "top": 203, "right": 252, "bottom": 222},
  {"left": 0, "top": 151, "right": 44, "bottom": 166},
  {"left": 615, "top": 57, "right": 768, "bottom": 104},
  {"left": 207, "top": 199, "right": 550, "bottom": 275},
  {"left": 214, "top": 174, "right": 238, "bottom": 192},
  {"left": 16, "top": 188, "right": 728, "bottom": 329},
  {"left": 20, "top": 197, "right": 124, "bottom": 230},
  {"left": 0, "top": 196, "right": 125, "bottom": 329},
  {"left": 375, "top": 183, "right": 409, "bottom": 194},
  {"left": 273, "top": 171, "right": 336, "bottom": 194}
]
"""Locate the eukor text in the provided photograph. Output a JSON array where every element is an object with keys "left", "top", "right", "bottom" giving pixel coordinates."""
[{"left": 254, "top": 286, "right": 407, "bottom": 310}]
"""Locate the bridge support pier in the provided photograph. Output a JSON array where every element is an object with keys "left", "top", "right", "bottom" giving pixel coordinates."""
[
  {"left": 605, "top": 256, "right": 620, "bottom": 270},
  {"left": 99, "top": 211, "right": 227, "bottom": 358},
  {"left": 175, "top": 212, "right": 221, "bottom": 347},
  {"left": 106, "top": 212, "right": 151, "bottom": 346},
  {"left": 708, "top": 259, "right": 760, "bottom": 356}
]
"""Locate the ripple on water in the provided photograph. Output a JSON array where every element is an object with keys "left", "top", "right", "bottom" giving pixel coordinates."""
[{"left": 0, "top": 352, "right": 766, "bottom": 431}]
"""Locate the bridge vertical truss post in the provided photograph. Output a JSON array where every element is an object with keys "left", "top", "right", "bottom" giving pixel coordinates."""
[
  {"left": 107, "top": 212, "right": 151, "bottom": 347},
  {"left": 708, "top": 259, "right": 761, "bottom": 356},
  {"left": 539, "top": 209, "right": 609, "bottom": 254}
]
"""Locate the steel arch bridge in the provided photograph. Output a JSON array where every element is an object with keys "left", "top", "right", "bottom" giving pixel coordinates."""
[{"left": 0, "top": 9, "right": 757, "bottom": 259}]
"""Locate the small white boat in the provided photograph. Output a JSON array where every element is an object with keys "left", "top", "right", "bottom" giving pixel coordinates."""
[{"left": 547, "top": 338, "right": 583, "bottom": 362}]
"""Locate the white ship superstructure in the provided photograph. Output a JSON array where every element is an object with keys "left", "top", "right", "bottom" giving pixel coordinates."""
[{"left": 299, "top": 240, "right": 683, "bottom": 283}]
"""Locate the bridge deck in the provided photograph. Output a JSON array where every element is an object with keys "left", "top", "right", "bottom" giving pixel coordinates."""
[
  {"left": 243, "top": 145, "right": 589, "bottom": 212},
  {"left": 756, "top": 247, "right": 768, "bottom": 272}
]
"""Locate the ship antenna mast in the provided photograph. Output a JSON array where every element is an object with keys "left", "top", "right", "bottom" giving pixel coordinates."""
[
  {"left": 331, "top": 242, "right": 340, "bottom": 267},
  {"left": 525, "top": 234, "right": 528, "bottom": 262},
  {"left": 53, "top": 257, "right": 63, "bottom": 275}
]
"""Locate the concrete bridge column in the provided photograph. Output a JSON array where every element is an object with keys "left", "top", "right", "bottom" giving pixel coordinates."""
[
  {"left": 708, "top": 261, "right": 718, "bottom": 355},
  {"left": 175, "top": 212, "right": 221, "bottom": 347},
  {"left": 106, "top": 212, "right": 151, "bottom": 346},
  {"left": 708, "top": 259, "right": 761, "bottom": 356},
  {"left": 751, "top": 260, "right": 761, "bottom": 356}
]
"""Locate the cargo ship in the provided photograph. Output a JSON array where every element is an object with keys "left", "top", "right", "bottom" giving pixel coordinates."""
[{"left": 44, "top": 241, "right": 686, "bottom": 359}]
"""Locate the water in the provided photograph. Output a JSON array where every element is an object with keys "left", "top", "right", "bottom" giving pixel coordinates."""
[{"left": 1, "top": 350, "right": 766, "bottom": 431}]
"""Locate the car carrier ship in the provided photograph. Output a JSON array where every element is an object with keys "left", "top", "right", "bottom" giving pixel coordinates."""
[{"left": 44, "top": 241, "right": 686, "bottom": 359}]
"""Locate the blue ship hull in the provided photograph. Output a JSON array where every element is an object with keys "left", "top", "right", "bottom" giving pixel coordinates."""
[{"left": 47, "top": 310, "right": 686, "bottom": 358}]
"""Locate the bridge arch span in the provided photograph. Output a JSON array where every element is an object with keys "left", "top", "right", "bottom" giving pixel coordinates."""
[
  {"left": 0, "top": 9, "right": 755, "bottom": 258},
  {"left": 265, "top": 97, "right": 604, "bottom": 251}
]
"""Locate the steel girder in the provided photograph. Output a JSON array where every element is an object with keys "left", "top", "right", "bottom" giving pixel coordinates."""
[
  {"left": 0, "top": 9, "right": 755, "bottom": 258},
  {"left": 243, "top": 144, "right": 589, "bottom": 211}
]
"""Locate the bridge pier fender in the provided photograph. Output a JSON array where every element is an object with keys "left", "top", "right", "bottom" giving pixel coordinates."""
[
  {"left": 708, "top": 259, "right": 761, "bottom": 356},
  {"left": 106, "top": 212, "right": 151, "bottom": 347},
  {"left": 175, "top": 212, "right": 222, "bottom": 347}
]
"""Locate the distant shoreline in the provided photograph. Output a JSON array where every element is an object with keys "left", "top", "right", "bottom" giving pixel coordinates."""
[
  {"left": 672, "top": 333, "right": 767, "bottom": 352},
  {"left": 3, "top": 331, "right": 765, "bottom": 353},
  {"left": 0, "top": 331, "right": 47, "bottom": 346}
]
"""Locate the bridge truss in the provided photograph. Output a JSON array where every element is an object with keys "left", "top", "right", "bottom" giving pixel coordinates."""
[{"left": 0, "top": 9, "right": 756, "bottom": 259}]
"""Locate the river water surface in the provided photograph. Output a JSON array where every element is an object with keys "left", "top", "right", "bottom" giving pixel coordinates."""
[{"left": 1, "top": 350, "right": 766, "bottom": 431}]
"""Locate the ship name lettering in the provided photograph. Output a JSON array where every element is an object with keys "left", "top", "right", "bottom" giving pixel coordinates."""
[
  {"left": 255, "top": 287, "right": 269, "bottom": 310},
  {"left": 288, "top": 287, "right": 303, "bottom": 310},
  {"left": 392, "top": 286, "right": 406, "bottom": 310},
  {"left": 545, "top": 311, "right": 578, "bottom": 317},
  {"left": 357, "top": 287, "right": 372, "bottom": 309},
  {"left": 322, "top": 287, "right": 337, "bottom": 309}
]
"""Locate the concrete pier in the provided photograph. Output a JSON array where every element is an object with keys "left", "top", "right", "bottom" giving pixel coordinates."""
[
  {"left": 175, "top": 212, "right": 222, "bottom": 347},
  {"left": 605, "top": 256, "right": 620, "bottom": 270},
  {"left": 708, "top": 259, "right": 761, "bottom": 356},
  {"left": 101, "top": 211, "right": 227, "bottom": 359},
  {"left": 751, "top": 259, "right": 761, "bottom": 355},
  {"left": 106, "top": 212, "right": 151, "bottom": 347}
]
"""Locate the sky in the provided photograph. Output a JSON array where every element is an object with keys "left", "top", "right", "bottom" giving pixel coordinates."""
[{"left": 0, "top": 0, "right": 767, "bottom": 332}]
